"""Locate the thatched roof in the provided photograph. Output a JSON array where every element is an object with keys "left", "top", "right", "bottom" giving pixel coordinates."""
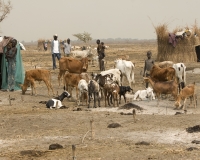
[{"left": 154, "top": 23, "right": 200, "bottom": 62}]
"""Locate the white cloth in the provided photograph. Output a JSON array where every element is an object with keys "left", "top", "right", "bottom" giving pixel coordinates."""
[
  {"left": 64, "top": 43, "right": 71, "bottom": 54},
  {"left": 53, "top": 40, "right": 59, "bottom": 53}
]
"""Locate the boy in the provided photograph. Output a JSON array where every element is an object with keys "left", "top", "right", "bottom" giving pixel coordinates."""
[{"left": 143, "top": 51, "right": 154, "bottom": 88}]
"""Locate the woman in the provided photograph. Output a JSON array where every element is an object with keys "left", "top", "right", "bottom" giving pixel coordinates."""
[{"left": 5, "top": 39, "right": 17, "bottom": 91}]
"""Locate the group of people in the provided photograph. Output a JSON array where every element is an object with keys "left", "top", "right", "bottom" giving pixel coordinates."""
[{"left": 50, "top": 34, "right": 106, "bottom": 71}]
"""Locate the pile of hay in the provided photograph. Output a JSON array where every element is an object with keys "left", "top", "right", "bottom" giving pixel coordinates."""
[{"left": 154, "top": 22, "right": 200, "bottom": 62}]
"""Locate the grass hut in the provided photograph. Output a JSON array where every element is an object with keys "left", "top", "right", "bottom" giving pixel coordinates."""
[{"left": 154, "top": 23, "right": 200, "bottom": 62}]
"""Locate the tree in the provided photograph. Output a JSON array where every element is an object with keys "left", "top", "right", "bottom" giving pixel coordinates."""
[
  {"left": 0, "top": 0, "right": 12, "bottom": 22},
  {"left": 73, "top": 31, "right": 92, "bottom": 44}
]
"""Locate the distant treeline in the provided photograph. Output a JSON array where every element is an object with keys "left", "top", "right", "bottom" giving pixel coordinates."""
[{"left": 23, "top": 38, "right": 156, "bottom": 45}]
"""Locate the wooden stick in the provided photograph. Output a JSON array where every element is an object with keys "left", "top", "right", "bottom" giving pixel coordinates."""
[
  {"left": 56, "top": 101, "right": 58, "bottom": 109},
  {"left": 57, "top": 91, "right": 59, "bottom": 97},
  {"left": 132, "top": 109, "right": 136, "bottom": 122},
  {"left": 90, "top": 119, "right": 94, "bottom": 139},
  {"left": 9, "top": 95, "right": 11, "bottom": 106},
  {"left": 72, "top": 145, "right": 76, "bottom": 160}
]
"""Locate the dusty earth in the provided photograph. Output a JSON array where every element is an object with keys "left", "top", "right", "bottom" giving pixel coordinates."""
[{"left": 1, "top": 42, "right": 200, "bottom": 160}]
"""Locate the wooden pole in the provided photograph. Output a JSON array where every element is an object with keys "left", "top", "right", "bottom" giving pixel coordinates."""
[
  {"left": 72, "top": 145, "right": 76, "bottom": 160},
  {"left": 56, "top": 101, "right": 58, "bottom": 109},
  {"left": 132, "top": 109, "right": 136, "bottom": 122},
  {"left": 90, "top": 119, "right": 94, "bottom": 139},
  {"left": 9, "top": 95, "right": 11, "bottom": 106}
]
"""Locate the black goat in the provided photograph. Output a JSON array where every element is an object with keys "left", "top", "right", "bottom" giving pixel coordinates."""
[{"left": 119, "top": 86, "right": 133, "bottom": 104}]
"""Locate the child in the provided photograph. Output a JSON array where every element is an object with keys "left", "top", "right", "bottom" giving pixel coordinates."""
[
  {"left": 5, "top": 39, "right": 17, "bottom": 91},
  {"left": 143, "top": 51, "right": 154, "bottom": 88}
]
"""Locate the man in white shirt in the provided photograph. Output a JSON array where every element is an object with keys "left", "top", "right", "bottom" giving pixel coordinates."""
[{"left": 51, "top": 34, "right": 61, "bottom": 70}]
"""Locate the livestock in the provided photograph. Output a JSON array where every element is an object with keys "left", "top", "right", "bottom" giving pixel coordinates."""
[
  {"left": 77, "top": 79, "right": 88, "bottom": 106},
  {"left": 118, "top": 55, "right": 129, "bottom": 60},
  {"left": 71, "top": 48, "right": 92, "bottom": 58},
  {"left": 19, "top": 42, "right": 26, "bottom": 50},
  {"left": 158, "top": 61, "right": 174, "bottom": 68},
  {"left": 104, "top": 82, "right": 120, "bottom": 107},
  {"left": 143, "top": 77, "right": 178, "bottom": 107},
  {"left": 88, "top": 80, "right": 101, "bottom": 108},
  {"left": 20, "top": 69, "right": 54, "bottom": 96},
  {"left": 63, "top": 72, "right": 90, "bottom": 100},
  {"left": 46, "top": 91, "right": 71, "bottom": 109},
  {"left": 58, "top": 57, "right": 88, "bottom": 86},
  {"left": 174, "top": 82, "right": 196, "bottom": 110},
  {"left": 118, "top": 86, "right": 133, "bottom": 104},
  {"left": 173, "top": 63, "right": 186, "bottom": 91},
  {"left": 150, "top": 65, "right": 176, "bottom": 82},
  {"left": 114, "top": 59, "right": 135, "bottom": 88},
  {"left": 133, "top": 87, "right": 155, "bottom": 101}
]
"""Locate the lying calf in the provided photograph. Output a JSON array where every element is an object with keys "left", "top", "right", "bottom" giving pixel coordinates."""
[
  {"left": 46, "top": 91, "right": 71, "bottom": 109},
  {"left": 133, "top": 87, "right": 155, "bottom": 101}
]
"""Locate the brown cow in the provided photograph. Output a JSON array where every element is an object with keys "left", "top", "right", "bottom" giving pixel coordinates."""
[
  {"left": 58, "top": 57, "right": 89, "bottom": 86},
  {"left": 20, "top": 69, "right": 54, "bottom": 96},
  {"left": 63, "top": 72, "right": 90, "bottom": 100},
  {"left": 150, "top": 65, "right": 176, "bottom": 82},
  {"left": 143, "top": 77, "right": 178, "bottom": 107},
  {"left": 174, "top": 82, "right": 197, "bottom": 110}
]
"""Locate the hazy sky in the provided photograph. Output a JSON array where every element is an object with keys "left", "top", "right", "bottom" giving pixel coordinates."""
[{"left": 0, "top": 0, "right": 199, "bottom": 42}]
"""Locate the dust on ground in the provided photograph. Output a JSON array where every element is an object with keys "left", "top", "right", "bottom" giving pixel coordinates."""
[{"left": 1, "top": 42, "right": 200, "bottom": 160}]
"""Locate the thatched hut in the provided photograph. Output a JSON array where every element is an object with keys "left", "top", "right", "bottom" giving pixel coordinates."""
[{"left": 155, "top": 23, "right": 200, "bottom": 62}]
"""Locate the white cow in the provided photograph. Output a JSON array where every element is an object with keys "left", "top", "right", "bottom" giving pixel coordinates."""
[
  {"left": 71, "top": 48, "right": 92, "bottom": 58},
  {"left": 173, "top": 63, "right": 186, "bottom": 91},
  {"left": 77, "top": 79, "right": 88, "bottom": 105},
  {"left": 133, "top": 87, "right": 155, "bottom": 101},
  {"left": 100, "top": 68, "right": 122, "bottom": 85},
  {"left": 19, "top": 42, "right": 26, "bottom": 50},
  {"left": 114, "top": 59, "right": 135, "bottom": 88}
]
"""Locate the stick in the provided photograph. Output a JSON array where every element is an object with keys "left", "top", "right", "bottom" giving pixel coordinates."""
[
  {"left": 132, "top": 109, "right": 136, "bottom": 122},
  {"left": 9, "top": 95, "right": 11, "bottom": 106},
  {"left": 72, "top": 145, "right": 76, "bottom": 160},
  {"left": 56, "top": 101, "right": 58, "bottom": 109},
  {"left": 57, "top": 91, "right": 59, "bottom": 97},
  {"left": 90, "top": 119, "right": 94, "bottom": 139}
]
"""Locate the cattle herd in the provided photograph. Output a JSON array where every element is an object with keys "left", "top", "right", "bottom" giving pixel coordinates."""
[{"left": 19, "top": 54, "right": 196, "bottom": 111}]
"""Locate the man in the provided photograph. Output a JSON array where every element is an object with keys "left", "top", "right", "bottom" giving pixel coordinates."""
[
  {"left": 96, "top": 39, "right": 105, "bottom": 71},
  {"left": 63, "top": 38, "right": 71, "bottom": 57},
  {"left": 51, "top": 34, "right": 61, "bottom": 70}
]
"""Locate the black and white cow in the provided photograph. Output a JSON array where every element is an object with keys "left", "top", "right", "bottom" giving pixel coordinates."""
[{"left": 46, "top": 91, "right": 71, "bottom": 109}]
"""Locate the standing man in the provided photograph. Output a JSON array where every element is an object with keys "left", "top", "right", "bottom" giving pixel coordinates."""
[
  {"left": 63, "top": 38, "right": 71, "bottom": 57},
  {"left": 51, "top": 34, "right": 61, "bottom": 70},
  {"left": 96, "top": 39, "right": 105, "bottom": 71}
]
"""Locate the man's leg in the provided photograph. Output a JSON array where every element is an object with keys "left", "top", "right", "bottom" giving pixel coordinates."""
[{"left": 52, "top": 53, "right": 56, "bottom": 69}]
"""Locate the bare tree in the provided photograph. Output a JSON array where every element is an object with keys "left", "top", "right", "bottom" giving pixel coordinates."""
[
  {"left": 0, "top": 0, "right": 12, "bottom": 22},
  {"left": 73, "top": 31, "right": 92, "bottom": 44}
]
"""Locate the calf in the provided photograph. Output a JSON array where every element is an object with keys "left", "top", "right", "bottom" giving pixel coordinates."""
[
  {"left": 174, "top": 82, "right": 197, "bottom": 110},
  {"left": 104, "top": 82, "right": 120, "bottom": 107},
  {"left": 133, "top": 87, "right": 155, "bottom": 101},
  {"left": 77, "top": 79, "right": 88, "bottom": 106},
  {"left": 20, "top": 69, "right": 54, "bottom": 96},
  {"left": 46, "top": 91, "right": 71, "bottom": 109},
  {"left": 88, "top": 80, "right": 101, "bottom": 108},
  {"left": 118, "top": 86, "right": 133, "bottom": 104},
  {"left": 143, "top": 77, "right": 178, "bottom": 107},
  {"left": 63, "top": 72, "right": 89, "bottom": 100}
]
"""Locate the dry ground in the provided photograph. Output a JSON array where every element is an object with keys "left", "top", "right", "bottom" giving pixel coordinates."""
[{"left": 1, "top": 42, "right": 200, "bottom": 160}]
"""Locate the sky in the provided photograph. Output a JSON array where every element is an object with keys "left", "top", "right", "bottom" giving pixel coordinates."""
[{"left": 0, "top": 0, "right": 199, "bottom": 42}]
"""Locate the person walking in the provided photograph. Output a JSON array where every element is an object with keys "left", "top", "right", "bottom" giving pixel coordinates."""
[
  {"left": 5, "top": 39, "right": 17, "bottom": 91},
  {"left": 63, "top": 38, "right": 71, "bottom": 57},
  {"left": 143, "top": 51, "right": 154, "bottom": 88},
  {"left": 51, "top": 34, "right": 61, "bottom": 70}
]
